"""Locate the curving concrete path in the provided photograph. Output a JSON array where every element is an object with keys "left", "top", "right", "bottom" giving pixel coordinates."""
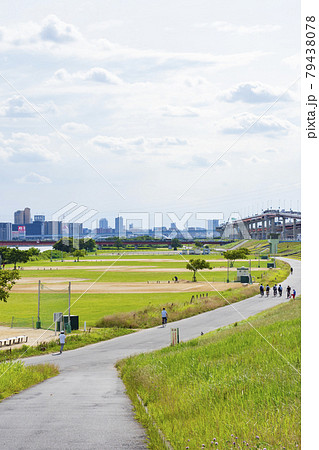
[{"left": 0, "top": 258, "right": 300, "bottom": 449}]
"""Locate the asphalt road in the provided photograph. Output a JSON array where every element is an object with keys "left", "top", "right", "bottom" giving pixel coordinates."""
[{"left": 0, "top": 258, "right": 300, "bottom": 449}]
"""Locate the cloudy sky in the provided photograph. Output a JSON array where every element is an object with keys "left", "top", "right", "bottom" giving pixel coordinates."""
[{"left": 0, "top": 0, "right": 300, "bottom": 227}]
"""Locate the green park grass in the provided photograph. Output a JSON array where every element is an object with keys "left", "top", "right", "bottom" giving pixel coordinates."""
[
  {"left": 17, "top": 268, "right": 270, "bottom": 283},
  {"left": 1, "top": 260, "right": 290, "bottom": 329},
  {"left": 117, "top": 298, "right": 301, "bottom": 449},
  {"left": 0, "top": 361, "right": 59, "bottom": 401},
  {"left": 21, "top": 258, "right": 270, "bottom": 268}
]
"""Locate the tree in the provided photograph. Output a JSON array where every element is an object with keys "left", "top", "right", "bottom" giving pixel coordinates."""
[
  {"left": 53, "top": 238, "right": 75, "bottom": 253},
  {"left": 72, "top": 249, "right": 86, "bottom": 262},
  {"left": 186, "top": 258, "right": 211, "bottom": 282},
  {"left": 0, "top": 270, "right": 20, "bottom": 302},
  {"left": 27, "top": 247, "right": 40, "bottom": 259},
  {"left": 171, "top": 238, "right": 182, "bottom": 251},
  {"left": 194, "top": 240, "right": 203, "bottom": 248},
  {"left": 81, "top": 238, "right": 96, "bottom": 252},
  {"left": 223, "top": 248, "right": 250, "bottom": 267},
  {"left": 114, "top": 238, "right": 124, "bottom": 249},
  {"left": 0, "top": 247, "right": 32, "bottom": 269}
]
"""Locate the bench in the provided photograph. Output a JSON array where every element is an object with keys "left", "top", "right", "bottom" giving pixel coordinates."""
[{"left": 0, "top": 335, "right": 28, "bottom": 347}]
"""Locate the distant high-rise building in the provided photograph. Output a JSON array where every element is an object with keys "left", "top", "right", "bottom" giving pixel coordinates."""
[
  {"left": 34, "top": 215, "right": 45, "bottom": 222},
  {"left": 208, "top": 219, "right": 220, "bottom": 237},
  {"left": 14, "top": 210, "right": 24, "bottom": 224},
  {"left": 99, "top": 218, "right": 108, "bottom": 229},
  {"left": 24, "top": 207, "right": 31, "bottom": 224},
  {"left": 0, "top": 223, "right": 12, "bottom": 240},
  {"left": 14, "top": 207, "right": 31, "bottom": 224},
  {"left": 115, "top": 216, "right": 124, "bottom": 237}
]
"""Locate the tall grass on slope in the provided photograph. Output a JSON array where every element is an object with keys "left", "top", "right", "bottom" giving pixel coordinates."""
[
  {"left": 0, "top": 361, "right": 59, "bottom": 401},
  {"left": 0, "top": 328, "right": 135, "bottom": 362},
  {"left": 117, "top": 299, "right": 301, "bottom": 449},
  {"left": 96, "top": 285, "right": 259, "bottom": 329}
]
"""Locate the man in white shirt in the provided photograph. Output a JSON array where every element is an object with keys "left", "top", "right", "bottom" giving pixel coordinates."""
[{"left": 59, "top": 330, "right": 66, "bottom": 354}]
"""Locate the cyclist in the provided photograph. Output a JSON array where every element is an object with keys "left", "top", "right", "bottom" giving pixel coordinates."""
[
  {"left": 273, "top": 284, "right": 277, "bottom": 297},
  {"left": 266, "top": 284, "right": 270, "bottom": 297},
  {"left": 278, "top": 285, "right": 283, "bottom": 297},
  {"left": 260, "top": 284, "right": 264, "bottom": 297}
]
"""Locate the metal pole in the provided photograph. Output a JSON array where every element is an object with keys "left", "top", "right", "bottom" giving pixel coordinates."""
[
  {"left": 68, "top": 281, "right": 71, "bottom": 332},
  {"left": 38, "top": 280, "right": 40, "bottom": 321},
  {"left": 227, "top": 259, "right": 229, "bottom": 283},
  {"left": 36, "top": 280, "right": 41, "bottom": 329}
]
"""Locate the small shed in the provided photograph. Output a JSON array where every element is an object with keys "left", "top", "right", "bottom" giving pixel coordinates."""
[{"left": 237, "top": 266, "right": 252, "bottom": 284}]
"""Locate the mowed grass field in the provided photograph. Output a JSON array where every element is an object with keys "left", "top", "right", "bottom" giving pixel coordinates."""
[
  {"left": 2, "top": 249, "right": 290, "bottom": 329},
  {"left": 117, "top": 298, "right": 301, "bottom": 449}
]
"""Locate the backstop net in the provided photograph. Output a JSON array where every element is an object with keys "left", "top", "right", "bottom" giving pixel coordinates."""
[{"left": 38, "top": 282, "right": 70, "bottom": 330}]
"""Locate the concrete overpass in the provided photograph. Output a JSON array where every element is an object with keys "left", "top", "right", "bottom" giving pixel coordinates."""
[{"left": 229, "top": 210, "right": 301, "bottom": 240}]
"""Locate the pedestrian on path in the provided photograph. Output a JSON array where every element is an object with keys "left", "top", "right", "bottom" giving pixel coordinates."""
[
  {"left": 286, "top": 285, "right": 291, "bottom": 299},
  {"left": 59, "top": 330, "right": 66, "bottom": 354},
  {"left": 291, "top": 267, "right": 293, "bottom": 274},
  {"left": 161, "top": 308, "right": 168, "bottom": 326},
  {"left": 292, "top": 288, "right": 296, "bottom": 299}
]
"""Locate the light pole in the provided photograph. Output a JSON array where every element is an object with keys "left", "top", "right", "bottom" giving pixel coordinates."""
[{"left": 227, "top": 259, "right": 229, "bottom": 283}]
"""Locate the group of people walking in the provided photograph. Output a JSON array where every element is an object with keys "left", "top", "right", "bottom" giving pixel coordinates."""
[
  {"left": 259, "top": 265, "right": 296, "bottom": 299},
  {"left": 259, "top": 283, "right": 296, "bottom": 299}
]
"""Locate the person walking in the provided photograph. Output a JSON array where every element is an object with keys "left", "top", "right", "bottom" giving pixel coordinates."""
[
  {"left": 290, "top": 267, "right": 293, "bottom": 275},
  {"left": 286, "top": 285, "right": 291, "bottom": 299},
  {"left": 259, "top": 284, "right": 264, "bottom": 297},
  {"left": 59, "top": 330, "right": 66, "bottom": 354},
  {"left": 278, "top": 285, "right": 283, "bottom": 297},
  {"left": 292, "top": 288, "right": 296, "bottom": 299},
  {"left": 273, "top": 284, "right": 278, "bottom": 297},
  {"left": 266, "top": 284, "right": 270, "bottom": 297},
  {"left": 161, "top": 308, "right": 168, "bottom": 326}
]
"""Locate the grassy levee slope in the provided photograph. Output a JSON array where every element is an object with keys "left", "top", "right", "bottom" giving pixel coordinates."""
[
  {"left": 0, "top": 361, "right": 59, "bottom": 401},
  {"left": 0, "top": 328, "right": 135, "bottom": 362},
  {"left": 117, "top": 298, "right": 301, "bottom": 450}
]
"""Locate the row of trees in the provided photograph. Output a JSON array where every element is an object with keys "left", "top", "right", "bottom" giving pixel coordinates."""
[
  {"left": 0, "top": 247, "right": 40, "bottom": 269},
  {"left": 53, "top": 238, "right": 96, "bottom": 253}
]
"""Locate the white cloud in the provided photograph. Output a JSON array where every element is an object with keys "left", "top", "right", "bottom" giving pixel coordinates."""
[
  {"left": 196, "top": 21, "right": 281, "bottom": 34},
  {"left": 90, "top": 135, "right": 189, "bottom": 155},
  {"left": 39, "top": 15, "right": 82, "bottom": 43},
  {"left": 218, "top": 82, "right": 293, "bottom": 103},
  {"left": 61, "top": 122, "right": 91, "bottom": 134},
  {"left": 161, "top": 105, "right": 199, "bottom": 117},
  {"left": 0, "top": 95, "right": 56, "bottom": 118},
  {"left": 219, "top": 112, "right": 296, "bottom": 136},
  {"left": 283, "top": 54, "right": 300, "bottom": 70},
  {"left": 0, "top": 133, "right": 58, "bottom": 163},
  {"left": 50, "top": 67, "right": 122, "bottom": 85},
  {"left": 16, "top": 172, "right": 52, "bottom": 184}
]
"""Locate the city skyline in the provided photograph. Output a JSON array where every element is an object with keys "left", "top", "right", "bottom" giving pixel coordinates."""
[{"left": 0, "top": 1, "right": 300, "bottom": 225}]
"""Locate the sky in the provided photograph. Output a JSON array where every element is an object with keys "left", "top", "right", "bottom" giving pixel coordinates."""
[{"left": 0, "top": 0, "right": 301, "bottom": 228}]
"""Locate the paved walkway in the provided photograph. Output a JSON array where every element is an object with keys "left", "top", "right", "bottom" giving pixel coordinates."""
[{"left": 0, "top": 258, "right": 300, "bottom": 449}]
